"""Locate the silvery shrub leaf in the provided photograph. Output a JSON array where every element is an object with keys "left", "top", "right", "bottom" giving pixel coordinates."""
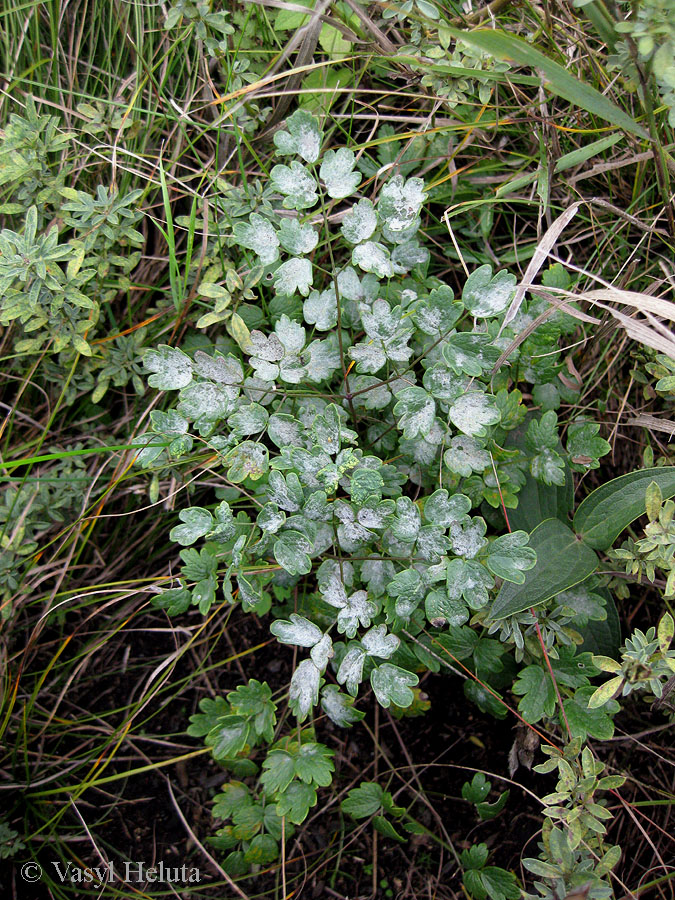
[
  {"left": 170, "top": 507, "right": 212, "bottom": 546},
  {"left": 304, "top": 288, "right": 337, "bottom": 331},
  {"left": 449, "top": 515, "right": 488, "bottom": 558},
  {"left": 257, "top": 503, "right": 286, "bottom": 534},
  {"left": 425, "top": 590, "right": 469, "bottom": 627},
  {"left": 370, "top": 664, "right": 418, "bottom": 708},
  {"left": 336, "top": 265, "right": 365, "bottom": 301},
  {"left": 443, "top": 436, "right": 491, "bottom": 477},
  {"left": 193, "top": 351, "right": 243, "bottom": 385},
  {"left": 268, "top": 413, "right": 305, "bottom": 448},
  {"left": 393, "top": 386, "right": 436, "bottom": 439},
  {"left": 233, "top": 213, "right": 279, "bottom": 265},
  {"left": 278, "top": 218, "right": 319, "bottom": 255},
  {"left": 341, "top": 199, "right": 377, "bottom": 244},
  {"left": 352, "top": 241, "right": 395, "bottom": 278},
  {"left": 446, "top": 558, "right": 494, "bottom": 610},
  {"left": 144, "top": 345, "right": 193, "bottom": 390},
  {"left": 449, "top": 391, "right": 501, "bottom": 437},
  {"left": 274, "top": 530, "right": 313, "bottom": 575},
  {"left": 348, "top": 341, "right": 386, "bottom": 374},
  {"left": 442, "top": 332, "right": 501, "bottom": 377},
  {"left": 337, "top": 590, "right": 377, "bottom": 637},
  {"left": 337, "top": 645, "right": 366, "bottom": 695},
  {"left": 390, "top": 496, "right": 421, "bottom": 542},
  {"left": 310, "top": 633, "right": 334, "bottom": 671},
  {"left": 486, "top": 531, "right": 537, "bottom": 584},
  {"left": 229, "top": 402, "right": 269, "bottom": 435},
  {"left": 378, "top": 175, "right": 426, "bottom": 231},
  {"left": 271, "top": 161, "right": 318, "bottom": 210},
  {"left": 362, "top": 625, "right": 399, "bottom": 659},
  {"left": 462, "top": 264, "right": 517, "bottom": 318},
  {"left": 423, "top": 365, "right": 470, "bottom": 404},
  {"left": 225, "top": 440, "right": 269, "bottom": 482},
  {"left": 275, "top": 314, "right": 306, "bottom": 354},
  {"left": 271, "top": 614, "right": 323, "bottom": 647},
  {"left": 414, "top": 285, "right": 463, "bottom": 336},
  {"left": 178, "top": 382, "right": 233, "bottom": 421},
  {"left": 304, "top": 336, "right": 341, "bottom": 383},
  {"left": 320, "top": 148, "right": 361, "bottom": 199},
  {"left": 321, "top": 685, "right": 364, "bottom": 727},
  {"left": 423, "top": 489, "right": 471, "bottom": 526},
  {"left": 273, "top": 109, "right": 322, "bottom": 163},
  {"left": 387, "top": 568, "right": 425, "bottom": 619},
  {"left": 391, "top": 240, "right": 430, "bottom": 272},
  {"left": 289, "top": 659, "right": 321, "bottom": 721},
  {"left": 274, "top": 257, "right": 313, "bottom": 297}
]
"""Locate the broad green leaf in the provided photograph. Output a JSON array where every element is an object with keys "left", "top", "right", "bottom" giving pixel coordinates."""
[
  {"left": 489, "top": 518, "right": 598, "bottom": 619},
  {"left": 486, "top": 531, "right": 537, "bottom": 583},
  {"left": 320, "top": 685, "right": 365, "bottom": 726},
  {"left": 577, "top": 588, "right": 621, "bottom": 658},
  {"left": 274, "top": 530, "right": 313, "bottom": 576},
  {"left": 449, "top": 391, "right": 501, "bottom": 437},
  {"left": 341, "top": 198, "right": 377, "bottom": 243},
  {"left": 225, "top": 441, "right": 269, "bottom": 482},
  {"left": 378, "top": 175, "right": 426, "bottom": 231},
  {"left": 563, "top": 686, "right": 619, "bottom": 740},
  {"left": 275, "top": 780, "right": 317, "bottom": 824},
  {"left": 573, "top": 466, "right": 675, "bottom": 550},
  {"left": 261, "top": 750, "right": 295, "bottom": 795},
  {"left": 271, "top": 614, "right": 322, "bottom": 647},
  {"left": 294, "top": 742, "right": 335, "bottom": 786},
  {"left": 170, "top": 507, "right": 212, "bottom": 546},
  {"left": 270, "top": 161, "right": 318, "bottom": 210},
  {"left": 278, "top": 217, "right": 319, "bottom": 255},
  {"left": 462, "top": 265, "right": 516, "bottom": 318},
  {"left": 361, "top": 624, "right": 400, "bottom": 658},
  {"left": 352, "top": 241, "right": 395, "bottom": 278},
  {"left": 443, "top": 27, "right": 648, "bottom": 139},
  {"left": 274, "top": 256, "right": 313, "bottom": 297},
  {"left": 342, "top": 782, "right": 385, "bottom": 818},
  {"left": 244, "top": 834, "right": 278, "bottom": 865},
  {"left": 207, "top": 715, "right": 250, "bottom": 759},
  {"left": 513, "top": 665, "right": 556, "bottom": 723},
  {"left": 233, "top": 213, "right": 279, "bottom": 264}
]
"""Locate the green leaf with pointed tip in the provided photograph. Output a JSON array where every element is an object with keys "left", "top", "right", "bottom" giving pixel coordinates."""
[
  {"left": 489, "top": 518, "right": 598, "bottom": 619},
  {"left": 573, "top": 466, "right": 675, "bottom": 550}
]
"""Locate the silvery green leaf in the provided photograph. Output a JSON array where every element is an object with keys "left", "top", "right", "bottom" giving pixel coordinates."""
[
  {"left": 360, "top": 558, "right": 396, "bottom": 597},
  {"left": 348, "top": 341, "right": 386, "bottom": 374},
  {"left": 229, "top": 402, "right": 269, "bottom": 435},
  {"left": 150, "top": 409, "right": 189, "bottom": 435},
  {"left": 170, "top": 507, "right": 212, "bottom": 546},
  {"left": 449, "top": 391, "right": 501, "bottom": 437},
  {"left": 274, "top": 257, "right": 313, "bottom": 297},
  {"left": 415, "top": 525, "right": 450, "bottom": 562},
  {"left": 450, "top": 515, "right": 488, "bottom": 558},
  {"left": 268, "top": 413, "right": 305, "bottom": 448},
  {"left": 178, "top": 382, "right": 234, "bottom": 420},
  {"left": 370, "top": 664, "right": 418, "bottom": 708},
  {"left": 275, "top": 314, "right": 306, "bottom": 354},
  {"left": 462, "top": 265, "right": 517, "bottom": 318},
  {"left": 321, "top": 685, "right": 364, "bottom": 727},
  {"left": 273, "top": 109, "right": 322, "bottom": 163},
  {"left": 341, "top": 198, "right": 377, "bottom": 244},
  {"left": 362, "top": 625, "right": 399, "bottom": 659},
  {"left": 352, "top": 241, "right": 395, "bottom": 278},
  {"left": 387, "top": 568, "right": 424, "bottom": 619},
  {"left": 274, "top": 530, "right": 313, "bottom": 575},
  {"left": 378, "top": 175, "right": 426, "bottom": 231},
  {"left": 337, "top": 646, "right": 366, "bottom": 695},
  {"left": 391, "top": 240, "right": 430, "bottom": 272},
  {"left": 423, "top": 489, "right": 471, "bottom": 526},
  {"left": 357, "top": 501, "right": 394, "bottom": 529},
  {"left": 318, "top": 563, "right": 350, "bottom": 608},
  {"left": 289, "top": 659, "right": 321, "bottom": 722},
  {"left": 320, "top": 148, "right": 361, "bottom": 199},
  {"left": 225, "top": 441, "right": 269, "bottom": 482},
  {"left": 423, "top": 364, "right": 470, "bottom": 403},
  {"left": 350, "top": 375, "right": 392, "bottom": 410},
  {"left": 414, "top": 285, "right": 462, "bottom": 336},
  {"left": 425, "top": 589, "right": 469, "bottom": 627},
  {"left": 443, "top": 436, "right": 491, "bottom": 477},
  {"left": 279, "top": 354, "right": 307, "bottom": 384},
  {"left": 304, "top": 288, "right": 337, "bottom": 331},
  {"left": 257, "top": 503, "right": 286, "bottom": 534},
  {"left": 446, "top": 558, "right": 494, "bottom": 610},
  {"left": 304, "top": 336, "right": 341, "bottom": 383},
  {"left": 310, "top": 633, "right": 334, "bottom": 671},
  {"left": 278, "top": 218, "right": 319, "bottom": 255},
  {"left": 337, "top": 590, "right": 377, "bottom": 637},
  {"left": 247, "top": 330, "right": 285, "bottom": 361},
  {"left": 233, "top": 213, "right": 280, "bottom": 265},
  {"left": 193, "top": 351, "right": 243, "bottom": 385},
  {"left": 271, "top": 613, "right": 323, "bottom": 647},
  {"left": 442, "top": 332, "right": 501, "bottom": 377},
  {"left": 144, "top": 344, "right": 193, "bottom": 390},
  {"left": 271, "top": 161, "right": 318, "bottom": 210},
  {"left": 268, "top": 470, "right": 303, "bottom": 511},
  {"left": 361, "top": 299, "right": 409, "bottom": 341},
  {"left": 486, "top": 531, "right": 537, "bottom": 584},
  {"left": 337, "top": 265, "right": 364, "bottom": 300},
  {"left": 390, "top": 496, "right": 421, "bottom": 542},
  {"left": 393, "top": 386, "right": 436, "bottom": 439}
]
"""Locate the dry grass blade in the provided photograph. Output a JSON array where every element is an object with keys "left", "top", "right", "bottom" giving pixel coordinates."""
[
  {"left": 501, "top": 202, "right": 582, "bottom": 329},
  {"left": 626, "top": 414, "right": 675, "bottom": 436}
]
